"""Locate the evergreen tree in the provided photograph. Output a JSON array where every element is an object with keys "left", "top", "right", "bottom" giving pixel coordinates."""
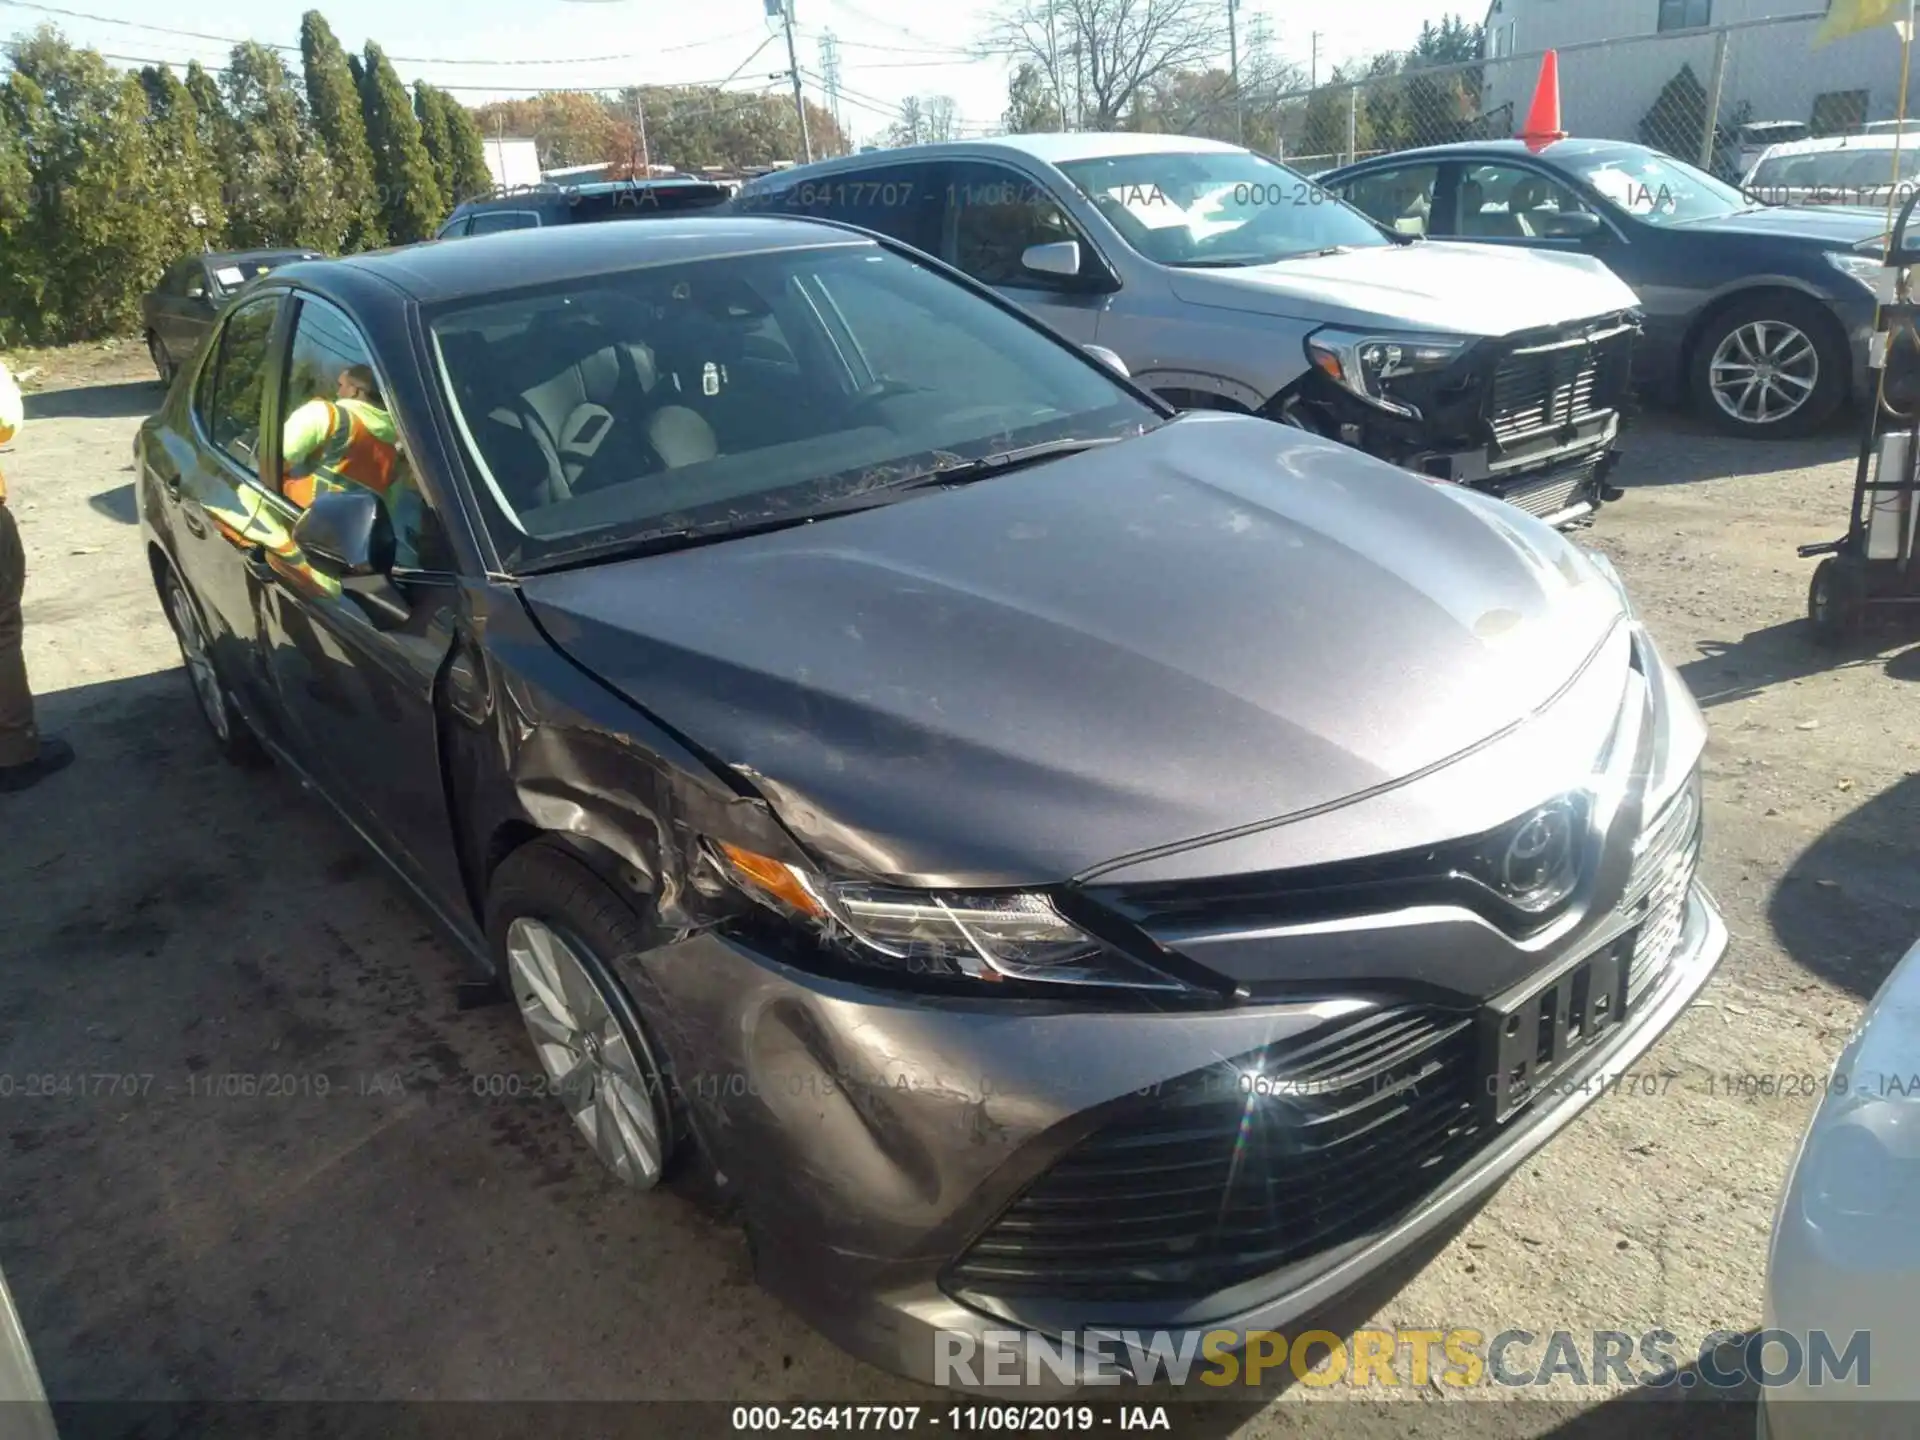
[
  {"left": 0, "top": 77, "right": 50, "bottom": 344},
  {"left": 442, "top": 95, "right": 493, "bottom": 203},
  {"left": 1003, "top": 62, "right": 1062, "bottom": 134},
  {"left": 413, "top": 82, "right": 457, "bottom": 208},
  {"left": 358, "top": 42, "right": 443, "bottom": 241},
  {"left": 4, "top": 29, "right": 166, "bottom": 338},
  {"left": 136, "top": 65, "right": 225, "bottom": 263},
  {"left": 300, "top": 10, "right": 384, "bottom": 251},
  {"left": 223, "top": 40, "right": 346, "bottom": 252}
]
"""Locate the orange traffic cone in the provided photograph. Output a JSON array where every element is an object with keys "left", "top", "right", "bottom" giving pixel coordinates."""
[{"left": 1517, "top": 49, "right": 1568, "bottom": 150}]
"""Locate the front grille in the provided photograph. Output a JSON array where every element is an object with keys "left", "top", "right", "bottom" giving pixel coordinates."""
[
  {"left": 1488, "top": 319, "right": 1634, "bottom": 447},
  {"left": 1492, "top": 458, "right": 1602, "bottom": 523},
  {"left": 1621, "top": 776, "right": 1702, "bottom": 1006},
  {"left": 945, "top": 1007, "right": 1481, "bottom": 1304}
]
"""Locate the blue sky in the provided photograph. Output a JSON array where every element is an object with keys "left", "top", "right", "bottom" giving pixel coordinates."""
[{"left": 0, "top": 0, "right": 1468, "bottom": 146}]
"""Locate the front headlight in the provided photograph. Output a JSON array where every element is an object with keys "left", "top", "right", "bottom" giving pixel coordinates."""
[
  {"left": 710, "top": 843, "right": 1189, "bottom": 991},
  {"left": 1830, "top": 248, "right": 1895, "bottom": 299},
  {"left": 1306, "top": 327, "right": 1470, "bottom": 418}
]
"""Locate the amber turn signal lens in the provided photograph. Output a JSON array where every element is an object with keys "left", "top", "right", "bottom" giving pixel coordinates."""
[{"left": 716, "top": 843, "right": 825, "bottom": 918}]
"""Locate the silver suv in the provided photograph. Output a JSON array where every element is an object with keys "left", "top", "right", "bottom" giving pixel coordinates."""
[{"left": 734, "top": 132, "right": 1643, "bottom": 528}]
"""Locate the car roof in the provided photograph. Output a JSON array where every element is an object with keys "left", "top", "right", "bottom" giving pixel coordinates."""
[
  {"left": 1755, "top": 132, "right": 1914, "bottom": 159},
  {"left": 753, "top": 131, "right": 1249, "bottom": 184},
  {"left": 456, "top": 178, "right": 728, "bottom": 210},
  {"left": 1329, "top": 137, "right": 1654, "bottom": 171},
  {"left": 292, "top": 215, "right": 875, "bottom": 305}
]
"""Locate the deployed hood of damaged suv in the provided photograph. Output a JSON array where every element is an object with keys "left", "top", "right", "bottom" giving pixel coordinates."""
[
  {"left": 1168, "top": 239, "right": 1641, "bottom": 335},
  {"left": 520, "top": 414, "right": 1628, "bottom": 887}
]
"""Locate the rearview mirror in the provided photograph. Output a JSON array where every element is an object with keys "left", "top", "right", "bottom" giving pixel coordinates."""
[
  {"left": 1022, "top": 240, "right": 1082, "bottom": 278},
  {"left": 1083, "top": 344, "right": 1129, "bottom": 378},
  {"left": 292, "top": 488, "right": 393, "bottom": 579},
  {"left": 1889, "top": 188, "right": 1920, "bottom": 268}
]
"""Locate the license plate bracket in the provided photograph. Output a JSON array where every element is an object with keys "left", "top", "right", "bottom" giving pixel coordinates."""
[{"left": 1481, "top": 941, "right": 1629, "bottom": 1123}]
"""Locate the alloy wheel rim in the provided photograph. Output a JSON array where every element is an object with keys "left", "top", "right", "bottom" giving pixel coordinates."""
[
  {"left": 1709, "top": 320, "right": 1818, "bottom": 425},
  {"left": 168, "top": 585, "right": 229, "bottom": 741},
  {"left": 505, "top": 917, "right": 665, "bottom": 1188}
]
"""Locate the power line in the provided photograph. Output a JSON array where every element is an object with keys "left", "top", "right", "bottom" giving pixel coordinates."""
[{"left": 0, "top": 2, "right": 763, "bottom": 67}]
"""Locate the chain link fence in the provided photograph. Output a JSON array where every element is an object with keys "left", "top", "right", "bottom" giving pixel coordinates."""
[{"left": 1267, "top": 11, "right": 1908, "bottom": 182}]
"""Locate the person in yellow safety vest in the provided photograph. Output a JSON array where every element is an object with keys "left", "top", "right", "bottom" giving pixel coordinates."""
[{"left": 281, "top": 364, "right": 399, "bottom": 510}]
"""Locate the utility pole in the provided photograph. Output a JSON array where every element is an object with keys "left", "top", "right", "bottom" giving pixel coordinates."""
[
  {"left": 819, "top": 29, "right": 844, "bottom": 145},
  {"left": 772, "top": 0, "right": 813, "bottom": 163},
  {"left": 633, "top": 90, "right": 650, "bottom": 176},
  {"left": 1310, "top": 30, "right": 1321, "bottom": 89},
  {"left": 1227, "top": 0, "right": 1242, "bottom": 144}
]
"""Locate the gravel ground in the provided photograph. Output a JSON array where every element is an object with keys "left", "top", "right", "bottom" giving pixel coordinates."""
[{"left": 0, "top": 347, "right": 1915, "bottom": 1437}]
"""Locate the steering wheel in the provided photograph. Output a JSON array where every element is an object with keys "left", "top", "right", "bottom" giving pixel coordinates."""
[{"left": 844, "top": 376, "right": 933, "bottom": 423}]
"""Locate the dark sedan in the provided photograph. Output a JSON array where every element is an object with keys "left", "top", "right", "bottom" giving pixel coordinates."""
[
  {"left": 135, "top": 217, "right": 1724, "bottom": 1388},
  {"left": 141, "top": 248, "right": 323, "bottom": 386},
  {"left": 1323, "top": 139, "right": 1891, "bottom": 437}
]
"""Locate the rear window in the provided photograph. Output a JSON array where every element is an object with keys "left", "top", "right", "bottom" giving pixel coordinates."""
[
  {"left": 564, "top": 185, "right": 731, "bottom": 222},
  {"left": 209, "top": 257, "right": 307, "bottom": 293}
]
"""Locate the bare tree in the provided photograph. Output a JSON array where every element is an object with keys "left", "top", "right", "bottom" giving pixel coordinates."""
[
  {"left": 922, "top": 94, "right": 960, "bottom": 142},
  {"left": 885, "top": 95, "right": 926, "bottom": 147},
  {"left": 982, "top": 0, "right": 1228, "bottom": 130}
]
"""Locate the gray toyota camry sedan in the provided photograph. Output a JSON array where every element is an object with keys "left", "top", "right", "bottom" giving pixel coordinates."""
[{"left": 134, "top": 216, "right": 1725, "bottom": 1388}]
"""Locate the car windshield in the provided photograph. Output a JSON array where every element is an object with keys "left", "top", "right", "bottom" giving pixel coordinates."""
[
  {"left": 1563, "top": 148, "right": 1751, "bottom": 226},
  {"left": 430, "top": 242, "right": 1159, "bottom": 570},
  {"left": 1056, "top": 149, "right": 1391, "bottom": 266},
  {"left": 1750, "top": 147, "right": 1920, "bottom": 189}
]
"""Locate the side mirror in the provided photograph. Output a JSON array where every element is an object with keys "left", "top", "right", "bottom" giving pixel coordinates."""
[
  {"left": 1889, "top": 187, "right": 1920, "bottom": 267},
  {"left": 1021, "top": 240, "right": 1082, "bottom": 278},
  {"left": 292, "top": 488, "right": 393, "bottom": 579},
  {"left": 1083, "top": 344, "right": 1129, "bottom": 378},
  {"left": 1550, "top": 211, "right": 1605, "bottom": 240}
]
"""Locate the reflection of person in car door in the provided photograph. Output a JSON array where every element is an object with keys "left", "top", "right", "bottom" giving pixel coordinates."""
[{"left": 281, "top": 364, "right": 398, "bottom": 508}]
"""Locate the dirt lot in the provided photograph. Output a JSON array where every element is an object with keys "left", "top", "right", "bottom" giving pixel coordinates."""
[{"left": 1, "top": 347, "right": 1916, "bottom": 1436}]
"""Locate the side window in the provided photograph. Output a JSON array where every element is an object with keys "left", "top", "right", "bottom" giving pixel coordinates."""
[
  {"left": 943, "top": 162, "right": 1086, "bottom": 290},
  {"left": 199, "top": 296, "right": 279, "bottom": 471},
  {"left": 437, "top": 216, "right": 472, "bottom": 239},
  {"left": 1457, "top": 163, "right": 1594, "bottom": 239},
  {"left": 468, "top": 210, "right": 538, "bottom": 235},
  {"left": 747, "top": 163, "right": 944, "bottom": 252},
  {"left": 1339, "top": 165, "right": 1439, "bottom": 236},
  {"left": 280, "top": 297, "right": 452, "bottom": 571}
]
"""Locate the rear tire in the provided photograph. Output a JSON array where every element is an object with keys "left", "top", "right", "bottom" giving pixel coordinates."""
[
  {"left": 160, "top": 570, "right": 269, "bottom": 768},
  {"left": 1690, "top": 294, "right": 1846, "bottom": 439}
]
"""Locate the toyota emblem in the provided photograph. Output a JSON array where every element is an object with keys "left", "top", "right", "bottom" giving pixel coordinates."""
[{"left": 1501, "top": 802, "right": 1579, "bottom": 908}]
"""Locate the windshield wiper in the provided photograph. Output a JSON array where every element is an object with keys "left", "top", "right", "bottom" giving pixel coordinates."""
[
  {"left": 515, "top": 490, "right": 906, "bottom": 574},
  {"left": 880, "top": 436, "right": 1123, "bottom": 492}
]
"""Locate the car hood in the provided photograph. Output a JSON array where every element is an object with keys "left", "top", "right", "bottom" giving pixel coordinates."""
[
  {"left": 1165, "top": 240, "right": 1640, "bottom": 335},
  {"left": 1671, "top": 204, "right": 1886, "bottom": 246},
  {"left": 520, "top": 414, "right": 1628, "bottom": 887}
]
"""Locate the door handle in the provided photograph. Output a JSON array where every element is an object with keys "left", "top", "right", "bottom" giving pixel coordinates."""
[{"left": 242, "top": 545, "right": 277, "bottom": 581}]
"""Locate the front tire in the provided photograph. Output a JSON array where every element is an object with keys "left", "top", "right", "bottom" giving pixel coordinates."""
[
  {"left": 486, "top": 841, "right": 686, "bottom": 1190},
  {"left": 161, "top": 570, "right": 268, "bottom": 767},
  {"left": 147, "top": 331, "right": 174, "bottom": 388},
  {"left": 1690, "top": 295, "right": 1846, "bottom": 438}
]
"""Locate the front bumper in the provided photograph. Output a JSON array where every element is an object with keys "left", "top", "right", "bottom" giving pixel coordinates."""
[{"left": 628, "top": 880, "right": 1726, "bottom": 1391}]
